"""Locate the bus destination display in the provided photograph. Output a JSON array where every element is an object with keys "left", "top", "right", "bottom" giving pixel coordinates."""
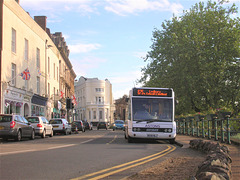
[{"left": 133, "top": 88, "right": 172, "bottom": 97}]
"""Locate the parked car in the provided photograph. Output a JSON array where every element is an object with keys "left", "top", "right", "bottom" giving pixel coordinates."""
[
  {"left": 113, "top": 120, "right": 125, "bottom": 131},
  {"left": 71, "top": 120, "right": 85, "bottom": 132},
  {"left": 49, "top": 118, "right": 71, "bottom": 135},
  {"left": 27, "top": 116, "right": 53, "bottom": 138},
  {"left": 97, "top": 121, "right": 108, "bottom": 130},
  {"left": 83, "top": 121, "right": 93, "bottom": 130},
  {"left": 0, "top": 114, "right": 35, "bottom": 141}
]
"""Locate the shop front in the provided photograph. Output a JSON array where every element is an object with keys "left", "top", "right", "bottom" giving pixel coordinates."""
[
  {"left": 31, "top": 94, "right": 48, "bottom": 117},
  {"left": 3, "top": 86, "right": 30, "bottom": 117}
]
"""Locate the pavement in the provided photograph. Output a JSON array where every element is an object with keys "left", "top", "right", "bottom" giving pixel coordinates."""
[{"left": 175, "top": 135, "right": 240, "bottom": 180}]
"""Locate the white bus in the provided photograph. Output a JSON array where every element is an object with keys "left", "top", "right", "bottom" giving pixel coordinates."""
[{"left": 124, "top": 87, "right": 176, "bottom": 143}]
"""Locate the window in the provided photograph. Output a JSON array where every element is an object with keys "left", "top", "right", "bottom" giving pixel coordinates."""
[
  {"left": 11, "top": 28, "right": 16, "bottom": 53},
  {"left": 48, "top": 57, "right": 50, "bottom": 74},
  {"left": 57, "top": 67, "right": 58, "bottom": 81},
  {"left": 96, "top": 97, "right": 104, "bottom": 104},
  {"left": 24, "top": 38, "right": 28, "bottom": 60},
  {"left": 54, "top": 63, "right": 55, "bottom": 79},
  {"left": 93, "top": 111, "right": 96, "bottom": 119},
  {"left": 99, "top": 110, "right": 103, "bottom": 119},
  {"left": 11, "top": 63, "right": 16, "bottom": 86},
  {"left": 37, "top": 77, "right": 40, "bottom": 94},
  {"left": 89, "top": 111, "right": 91, "bottom": 120},
  {"left": 36, "top": 48, "right": 40, "bottom": 68},
  {"left": 48, "top": 83, "right": 50, "bottom": 96},
  {"left": 96, "top": 88, "right": 104, "bottom": 92}
]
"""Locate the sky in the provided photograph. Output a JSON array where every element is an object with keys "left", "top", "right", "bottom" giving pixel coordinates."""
[{"left": 19, "top": 0, "right": 240, "bottom": 99}]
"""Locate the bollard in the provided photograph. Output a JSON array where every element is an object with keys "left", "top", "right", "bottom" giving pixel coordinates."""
[
  {"left": 226, "top": 115, "right": 231, "bottom": 144},
  {"left": 183, "top": 119, "right": 186, "bottom": 135},
  {"left": 218, "top": 112, "right": 231, "bottom": 144},
  {"left": 191, "top": 119, "right": 194, "bottom": 136},
  {"left": 202, "top": 117, "right": 205, "bottom": 138},
  {"left": 206, "top": 114, "right": 217, "bottom": 140},
  {"left": 214, "top": 117, "right": 218, "bottom": 141},
  {"left": 208, "top": 119, "right": 211, "bottom": 139},
  {"left": 197, "top": 119, "right": 199, "bottom": 137},
  {"left": 221, "top": 118, "right": 224, "bottom": 142}
]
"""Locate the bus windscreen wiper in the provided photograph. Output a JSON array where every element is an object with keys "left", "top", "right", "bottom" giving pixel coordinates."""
[{"left": 146, "top": 119, "right": 170, "bottom": 123}]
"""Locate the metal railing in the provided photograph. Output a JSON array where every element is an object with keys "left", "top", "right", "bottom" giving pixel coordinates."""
[{"left": 176, "top": 112, "right": 240, "bottom": 144}]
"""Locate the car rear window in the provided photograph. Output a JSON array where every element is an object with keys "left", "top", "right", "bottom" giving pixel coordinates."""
[
  {"left": 27, "top": 117, "right": 39, "bottom": 123},
  {"left": 115, "top": 120, "right": 124, "bottom": 124},
  {"left": 49, "top": 120, "right": 62, "bottom": 124},
  {"left": 0, "top": 115, "right": 12, "bottom": 122}
]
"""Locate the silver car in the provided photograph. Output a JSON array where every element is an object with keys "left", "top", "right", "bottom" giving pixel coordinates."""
[
  {"left": 0, "top": 114, "right": 35, "bottom": 141},
  {"left": 27, "top": 116, "right": 53, "bottom": 138},
  {"left": 49, "top": 118, "right": 72, "bottom": 135}
]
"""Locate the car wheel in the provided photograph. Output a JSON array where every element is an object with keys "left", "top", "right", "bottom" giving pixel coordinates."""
[
  {"left": 41, "top": 130, "right": 46, "bottom": 138},
  {"left": 124, "top": 133, "right": 127, "bottom": 139},
  {"left": 50, "top": 129, "right": 53, "bottom": 137},
  {"left": 15, "top": 130, "right": 22, "bottom": 141},
  {"left": 3, "top": 137, "right": 8, "bottom": 141},
  {"left": 64, "top": 130, "right": 68, "bottom": 135},
  {"left": 30, "top": 130, "right": 35, "bottom": 140}
]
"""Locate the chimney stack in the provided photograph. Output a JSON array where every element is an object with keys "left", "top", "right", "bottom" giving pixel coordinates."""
[{"left": 34, "top": 16, "right": 47, "bottom": 32}]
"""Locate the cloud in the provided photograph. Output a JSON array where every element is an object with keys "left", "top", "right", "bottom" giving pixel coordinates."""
[
  {"left": 20, "top": 0, "right": 98, "bottom": 16},
  {"left": 104, "top": 0, "right": 183, "bottom": 16},
  {"left": 110, "top": 70, "right": 144, "bottom": 99},
  {"left": 71, "top": 56, "right": 107, "bottom": 76},
  {"left": 68, "top": 43, "right": 102, "bottom": 53},
  {"left": 133, "top": 51, "right": 147, "bottom": 59}
]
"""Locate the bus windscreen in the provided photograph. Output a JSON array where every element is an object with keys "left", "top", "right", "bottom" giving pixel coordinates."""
[{"left": 132, "top": 98, "right": 173, "bottom": 122}]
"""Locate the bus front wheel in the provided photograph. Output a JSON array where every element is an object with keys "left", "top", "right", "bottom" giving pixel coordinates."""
[
  {"left": 169, "top": 138, "right": 175, "bottom": 144},
  {"left": 127, "top": 136, "right": 134, "bottom": 143}
]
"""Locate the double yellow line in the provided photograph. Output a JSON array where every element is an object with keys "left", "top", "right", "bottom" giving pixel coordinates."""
[{"left": 71, "top": 145, "right": 176, "bottom": 180}]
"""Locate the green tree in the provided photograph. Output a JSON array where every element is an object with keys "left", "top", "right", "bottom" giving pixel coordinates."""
[{"left": 139, "top": 0, "right": 240, "bottom": 115}]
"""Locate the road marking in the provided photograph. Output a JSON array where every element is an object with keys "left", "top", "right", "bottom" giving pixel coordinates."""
[
  {"left": 106, "top": 135, "right": 117, "bottom": 144},
  {"left": 0, "top": 143, "right": 78, "bottom": 156},
  {"left": 71, "top": 145, "right": 176, "bottom": 180},
  {"left": 47, "top": 144, "right": 76, "bottom": 150},
  {"left": 0, "top": 149, "right": 37, "bottom": 156},
  {"left": 80, "top": 139, "right": 94, "bottom": 144}
]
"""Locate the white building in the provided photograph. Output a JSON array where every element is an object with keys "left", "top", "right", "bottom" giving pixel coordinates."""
[{"left": 74, "top": 76, "right": 115, "bottom": 126}]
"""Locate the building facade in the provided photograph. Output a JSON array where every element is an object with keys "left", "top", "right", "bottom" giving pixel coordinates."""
[
  {"left": 74, "top": 76, "right": 115, "bottom": 126},
  {"left": 114, "top": 95, "right": 128, "bottom": 121},
  {"left": 0, "top": 0, "right": 76, "bottom": 120}
]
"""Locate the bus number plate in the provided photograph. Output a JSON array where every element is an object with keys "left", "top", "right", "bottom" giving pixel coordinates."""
[{"left": 147, "top": 134, "right": 158, "bottom": 138}]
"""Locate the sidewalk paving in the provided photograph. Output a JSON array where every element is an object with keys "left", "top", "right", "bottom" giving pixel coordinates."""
[{"left": 175, "top": 135, "right": 240, "bottom": 180}]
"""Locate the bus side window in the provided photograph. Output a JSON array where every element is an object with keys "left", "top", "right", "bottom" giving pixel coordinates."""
[{"left": 128, "top": 100, "right": 131, "bottom": 120}]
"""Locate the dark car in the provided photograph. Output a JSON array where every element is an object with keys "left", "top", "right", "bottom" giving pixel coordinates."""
[
  {"left": 0, "top": 114, "right": 35, "bottom": 141},
  {"left": 83, "top": 121, "right": 93, "bottom": 130},
  {"left": 113, "top": 120, "right": 125, "bottom": 131},
  {"left": 71, "top": 120, "right": 85, "bottom": 132},
  {"left": 97, "top": 121, "right": 108, "bottom": 130}
]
